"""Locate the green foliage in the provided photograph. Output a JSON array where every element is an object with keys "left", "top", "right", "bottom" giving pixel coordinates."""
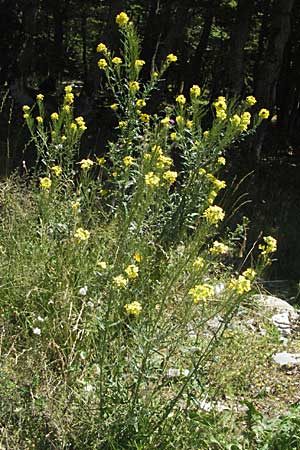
[{"left": 0, "top": 12, "right": 281, "bottom": 450}]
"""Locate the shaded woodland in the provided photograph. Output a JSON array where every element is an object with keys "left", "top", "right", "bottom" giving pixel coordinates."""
[{"left": 1, "top": 0, "right": 300, "bottom": 283}]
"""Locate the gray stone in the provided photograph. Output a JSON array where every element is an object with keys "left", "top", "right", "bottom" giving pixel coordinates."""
[
  {"left": 253, "top": 294, "right": 295, "bottom": 313},
  {"left": 272, "top": 351, "right": 300, "bottom": 366}
]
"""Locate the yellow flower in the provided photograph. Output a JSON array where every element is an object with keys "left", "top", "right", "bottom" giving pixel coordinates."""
[
  {"left": 64, "top": 85, "right": 73, "bottom": 93},
  {"left": 145, "top": 172, "right": 160, "bottom": 187},
  {"left": 129, "top": 81, "right": 140, "bottom": 92},
  {"left": 23, "top": 113, "right": 30, "bottom": 119},
  {"left": 96, "top": 43, "right": 107, "bottom": 53},
  {"left": 110, "top": 103, "right": 118, "bottom": 111},
  {"left": 190, "top": 84, "right": 201, "bottom": 97},
  {"left": 218, "top": 156, "right": 226, "bottom": 165},
  {"left": 118, "top": 120, "right": 127, "bottom": 128},
  {"left": 166, "top": 53, "right": 177, "bottom": 63},
  {"left": 79, "top": 158, "right": 94, "bottom": 170},
  {"left": 208, "top": 190, "right": 217, "bottom": 204},
  {"left": 113, "top": 274, "right": 128, "bottom": 288},
  {"left": 140, "top": 113, "right": 150, "bottom": 123},
  {"left": 125, "top": 264, "right": 139, "bottom": 279},
  {"left": 98, "top": 59, "right": 108, "bottom": 70},
  {"left": 259, "top": 236, "right": 277, "bottom": 255},
  {"left": 216, "top": 109, "right": 227, "bottom": 120},
  {"left": 170, "top": 132, "right": 177, "bottom": 141},
  {"left": 157, "top": 155, "right": 172, "bottom": 168},
  {"left": 203, "top": 130, "right": 210, "bottom": 138},
  {"left": 239, "top": 111, "right": 251, "bottom": 131},
  {"left": 176, "top": 115, "right": 185, "bottom": 126},
  {"left": 97, "top": 261, "right": 107, "bottom": 269},
  {"left": 51, "top": 165, "right": 62, "bottom": 177},
  {"left": 242, "top": 268, "right": 256, "bottom": 280},
  {"left": 133, "top": 253, "right": 143, "bottom": 262},
  {"left": 39, "top": 177, "right": 52, "bottom": 190},
  {"left": 189, "top": 283, "right": 214, "bottom": 304},
  {"left": 162, "top": 170, "right": 177, "bottom": 185},
  {"left": 213, "top": 178, "right": 226, "bottom": 191},
  {"left": 51, "top": 112, "right": 59, "bottom": 121},
  {"left": 259, "top": 108, "right": 270, "bottom": 119},
  {"left": 71, "top": 200, "right": 80, "bottom": 211},
  {"left": 192, "top": 257, "right": 204, "bottom": 269},
  {"left": 176, "top": 94, "right": 186, "bottom": 105},
  {"left": 36, "top": 93, "right": 44, "bottom": 101},
  {"left": 230, "top": 114, "right": 241, "bottom": 126},
  {"left": 203, "top": 205, "right": 225, "bottom": 225},
  {"left": 61, "top": 135, "right": 67, "bottom": 142},
  {"left": 124, "top": 301, "right": 142, "bottom": 316},
  {"left": 112, "top": 56, "right": 122, "bottom": 65},
  {"left": 23, "top": 105, "right": 30, "bottom": 112},
  {"left": 36, "top": 116, "right": 43, "bottom": 124},
  {"left": 214, "top": 97, "right": 227, "bottom": 111},
  {"left": 123, "top": 156, "right": 134, "bottom": 166},
  {"left": 63, "top": 105, "right": 71, "bottom": 113},
  {"left": 246, "top": 95, "right": 256, "bottom": 106},
  {"left": 161, "top": 116, "right": 170, "bottom": 126},
  {"left": 112, "top": 171, "right": 118, "bottom": 177},
  {"left": 70, "top": 122, "right": 77, "bottom": 131},
  {"left": 74, "top": 227, "right": 90, "bottom": 241},
  {"left": 135, "top": 59, "right": 145, "bottom": 68},
  {"left": 65, "top": 92, "right": 74, "bottom": 104},
  {"left": 229, "top": 275, "right": 251, "bottom": 294},
  {"left": 209, "top": 241, "right": 229, "bottom": 255},
  {"left": 152, "top": 71, "right": 159, "bottom": 78},
  {"left": 186, "top": 120, "right": 193, "bottom": 129},
  {"left": 97, "top": 157, "right": 106, "bottom": 165},
  {"left": 136, "top": 99, "right": 146, "bottom": 109},
  {"left": 116, "top": 11, "right": 129, "bottom": 26}
]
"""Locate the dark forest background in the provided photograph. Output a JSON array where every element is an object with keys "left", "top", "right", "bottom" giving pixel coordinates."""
[{"left": 0, "top": 0, "right": 300, "bottom": 290}]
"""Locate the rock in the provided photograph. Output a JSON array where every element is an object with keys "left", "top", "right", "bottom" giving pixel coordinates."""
[
  {"left": 253, "top": 294, "right": 295, "bottom": 313},
  {"left": 272, "top": 351, "right": 300, "bottom": 366},
  {"left": 272, "top": 312, "right": 294, "bottom": 336}
]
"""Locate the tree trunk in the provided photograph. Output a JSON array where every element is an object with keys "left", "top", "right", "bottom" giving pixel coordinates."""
[{"left": 254, "top": 0, "right": 295, "bottom": 161}]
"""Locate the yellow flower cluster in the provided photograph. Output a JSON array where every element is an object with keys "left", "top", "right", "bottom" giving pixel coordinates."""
[
  {"left": 259, "top": 236, "right": 277, "bottom": 255},
  {"left": 36, "top": 93, "right": 44, "bottom": 101},
  {"left": 96, "top": 42, "right": 107, "bottom": 53},
  {"left": 110, "top": 103, "right": 118, "bottom": 111},
  {"left": 214, "top": 96, "right": 227, "bottom": 120},
  {"left": 75, "top": 116, "right": 87, "bottom": 131},
  {"left": 112, "top": 56, "right": 122, "bottom": 65},
  {"left": 192, "top": 256, "right": 204, "bottom": 269},
  {"left": 74, "top": 227, "right": 90, "bottom": 241},
  {"left": 98, "top": 59, "right": 108, "bottom": 70},
  {"left": 240, "top": 111, "right": 251, "bottom": 131},
  {"left": 176, "top": 115, "right": 185, "bottom": 126},
  {"left": 123, "top": 156, "right": 134, "bottom": 167},
  {"left": 135, "top": 59, "right": 145, "bottom": 68},
  {"left": 133, "top": 253, "right": 143, "bottom": 262},
  {"left": 189, "top": 283, "right": 214, "bottom": 304},
  {"left": 51, "top": 165, "right": 62, "bottom": 177},
  {"left": 124, "top": 301, "right": 142, "bottom": 316},
  {"left": 51, "top": 112, "right": 59, "bottom": 121},
  {"left": 40, "top": 177, "right": 51, "bottom": 190},
  {"left": 229, "top": 275, "right": 251, "bottom": 294},
  {"left": 113, "top": 274, "right": 128, "bottom": 288},
  {"left": 145, "top": 172, "right": 160, "bottom": 188},
  {"left": 166, "top": 53, "right": 177, "bottom": 63},
  {"left": 79, "top": 158, "right": 94, "bottom": 170},
  {"left": 246, "top": 95, "right": 256, "bottom": 106},
  {"left": 242, "top": 268, "right": 256, "bottom": 280},
  {"left": 218, "top": 156, "right": 226, "bottom": 166},
  {"left": 136, "top": 99, "right": 146, "bottom": 109},
  {"left": 161, "top": 116, "right": 170, "bottom": 126},
  {"left": 203, "top": 205, "right": 225, "bottom": 225},
  {"left": 129, "top": 81, "right": 140, "bottom": 92},
  {"left": 36, "top": 116, "right": 43, "bottom": 124},
  {"left": 190, "top": 84, "right": 201, "bottom": 98},
  {"left": 207, "top": 174, "right": 226, "bottom": 191},
  {"left": 209, "top": 241, "right": 229, "bottom": 255},
  {"left": 259, "top": 108, "right": 270, "bottom": 119},
  {"left": 176, "top": 94, "right": 186, "bottom": 105},
  {"left": 140, "top": 113, "right": 150, "bottom": 123},
  {"left": 116, "top": 11, "right": 129, "bottom": 26},
  {"left": 125, "top": 264, "right": 139, "bottom": 279},
  {"left": 162, "top": 170, "right": 177, "bottom": 185}
]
